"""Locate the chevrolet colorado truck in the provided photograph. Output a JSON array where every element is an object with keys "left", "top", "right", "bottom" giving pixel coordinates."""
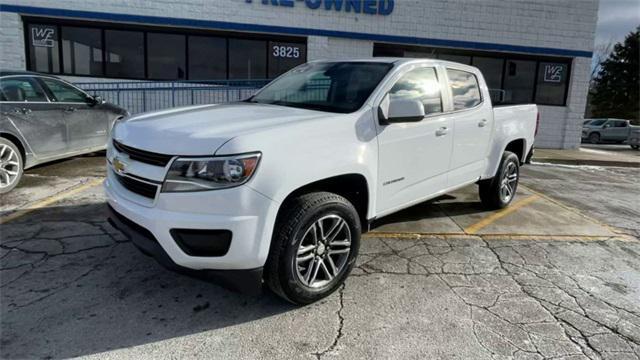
[{"left": 106, "top": 59, "right": 538, "bottom": 304}]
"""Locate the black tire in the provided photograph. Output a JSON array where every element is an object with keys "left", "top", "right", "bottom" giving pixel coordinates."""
[
  {"left": 0, "top": 138, "right": 24, "bottom": 194},
  {"left": 631, "top": 145, "right": 639, "bottom": 150},
  {"left": 478, "top": 151, "right": 520, "bottom": 210},
  {"left": 589, "top": 132, "right": 600, "bottom": 144},
  {"left": 265, "top": 192, "right": 361, "bottom": 305}
]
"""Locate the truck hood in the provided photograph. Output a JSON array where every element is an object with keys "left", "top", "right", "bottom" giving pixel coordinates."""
[{"left": 112, "top": 103, "right": 326, "bottom": 155}]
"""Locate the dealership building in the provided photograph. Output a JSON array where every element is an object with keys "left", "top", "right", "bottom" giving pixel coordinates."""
[{"left": 0, "top": 1, "right": 599, "bottom": 149}]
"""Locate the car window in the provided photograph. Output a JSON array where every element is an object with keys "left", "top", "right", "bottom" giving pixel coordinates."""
[
  {"left": 614, "top": 121, "right": 628, "bottom": 127},
  {"left": 446, "top": 69, "right": 482, "bottom": 110},
  {"left": 0, "top": 77, "right": 48, "bottom": 102},
  {"left": 589, "top": 120, "right": 606, "bottom": 126},
  {"left": 389, "top": 67, "right": 443, "bottom": 115},
  {"left": 41, "top": 78, "right": 88, "bottom": 103}
]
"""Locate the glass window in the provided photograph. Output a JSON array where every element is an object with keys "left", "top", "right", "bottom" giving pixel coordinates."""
[
  {"left": 250, "top": 62, "right": 392, "bottom": 113},
  {"left": 472, "top": 57, "right": 503, "bottom": 102},
  {"left": 188, "top": 36, "right": 227, "bottom": 80},
  {"left": 147, "top": 33, "right": 186, "bottom": 80},
  {"left": 503, "top": 60, "right": 536, "bottom": 104},
  {"left": 268, "top": 42, "right": 306, "bottom": 78},
  {"left": 27, "top": 24, "right": 60, "bottom": 74},
  {"left": 535, "top": 62, "right": 568, "bottom": 105},
  {"left": 41, "top": 78, "right": 88, "bottom": 103},
  {"left": 389, "top": 67, "right": 442, "bottom": 115},
  {"left": 439, "top": 54, "right": 471, "bottom": 65},
  {"left": 105, "top": 30, "right": 144, "bottom": 79},
  {"left": 62, "top": 27, "right": 103, "bottom": 76},
  {"left": 0, "top": 77, "right": 47, "bottom": 102},
  {"left": 447, "top": 69, "right": 482, "bottom": 110},
  {"left": 613, "top": 120, "right": 628, "bottom": 127},
  {"left": 229, "top": 39, "right": 267, "bottom": 80},
  {"left": 589, "top": 119, "right": 606, "bottom": 126}
]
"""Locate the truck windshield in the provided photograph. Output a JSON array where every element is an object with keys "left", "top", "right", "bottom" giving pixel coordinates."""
[{"left": 248, "top": 62, "right": 393, "bottom": 113}]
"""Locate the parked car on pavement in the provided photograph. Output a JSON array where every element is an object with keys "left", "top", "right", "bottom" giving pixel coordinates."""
[
  {"left": 629, "top": 128, "right": 640, "bottom": 150},
  {"left": 106, "top": 58, "right": 538, "bottom": 304},
  {"left": 0, "top": 70, "right": 128, "bottom": 193},
  {"left": 582, "top": 118, "right": 636, "bottom": 144}
]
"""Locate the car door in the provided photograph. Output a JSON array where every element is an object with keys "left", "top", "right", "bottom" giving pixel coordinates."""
[
  {"left": 608, "top": 120, "right": 629, "bottom": 141},
  {"left": 444, "top": 67, "right": 493, "bottom": 187},
  {"left": 375, "top": 65, "right": 453, "bottom": 215},
  {"left": 39, "top": 77, "right": 108, "bottom": 151},
  {"left": 0, "top": 76, "right": 68, "bottom": 158}
]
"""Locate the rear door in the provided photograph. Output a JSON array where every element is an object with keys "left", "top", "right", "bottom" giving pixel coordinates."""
[
  {"left": 607, "top": 120, "right": 629, "bottom": 141},
  {"left": 0, "top": 76, "right": 68, "bottom": 158},
  {"left": 375, "top": 65, "right": 453, "bottom": 215},
  {"left": 444, "top": 67, "right": 493, "bottom": 187},
  {"left": 39, "top": 77, "right": 108, "bottom": 151}
]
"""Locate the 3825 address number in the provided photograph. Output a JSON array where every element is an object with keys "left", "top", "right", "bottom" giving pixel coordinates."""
[{"left": 273, "top": 46, "right": 300, "bottom": 59}]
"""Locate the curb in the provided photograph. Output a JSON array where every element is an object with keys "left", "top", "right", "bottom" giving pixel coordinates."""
[{"left": 532, "top": 158, "right": 640, "bottom": 168}]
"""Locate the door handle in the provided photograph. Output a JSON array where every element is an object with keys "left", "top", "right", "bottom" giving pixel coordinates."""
[
  {"left": 435, "top": 127, "right": 448, "bottom": 137},
  {"left": 65, "top": 107, "right": 76, "bottom": 112},
  {"left": 478, "top": 119, "right": 488, "bottom": 127}
]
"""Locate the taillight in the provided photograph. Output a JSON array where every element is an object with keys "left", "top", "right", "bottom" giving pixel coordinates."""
[{"left": 535, "top": 111, "right": 540, "bottom": 137}]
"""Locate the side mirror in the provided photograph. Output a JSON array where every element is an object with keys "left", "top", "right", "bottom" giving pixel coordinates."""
[
  {"left": 603, "top": 124, "right": 611, "bottom": 129},
  {"left": 382, "top": 98, "right": 425, "bottom": 124},
  {"left": 87, "top": 95, "right": 104, "bottom": 106}
]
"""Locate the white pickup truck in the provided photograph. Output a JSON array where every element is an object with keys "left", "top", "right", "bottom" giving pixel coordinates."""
[{"left": 106, "top": 59, "right": 538, "bottom": 304}]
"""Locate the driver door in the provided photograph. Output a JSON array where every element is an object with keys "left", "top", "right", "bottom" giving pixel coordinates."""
[
  {"left": 39, "top": 77, "right": 108, "bottom": 152},
  {"left": 375, "top": 65, "right": 453, "bottom": 215}
]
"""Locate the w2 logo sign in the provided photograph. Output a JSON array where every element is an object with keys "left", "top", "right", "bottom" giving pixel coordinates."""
[
  {"left": 543, "top": 64, "right": 564, "bottom": 83},
  {"left": 32, "top": 26, "right": 56, "bottom": 47}
]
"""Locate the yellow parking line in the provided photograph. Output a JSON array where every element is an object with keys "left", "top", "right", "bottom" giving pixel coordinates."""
[
  {"left": 464, "top": 195, "right": 539, "bottom": 235},
  {"left": 0, "top": 178, "right": 103, "bottom": 225}
]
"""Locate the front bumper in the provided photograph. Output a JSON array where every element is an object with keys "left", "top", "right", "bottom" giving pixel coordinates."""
[{"left": 104, "top": 168, "right": 280, "bottom": 288}]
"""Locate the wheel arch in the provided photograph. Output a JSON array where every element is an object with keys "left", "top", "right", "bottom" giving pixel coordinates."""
[
  {"left": 503, "top": 138, "right": 527, "bottom": 164},
  {"left": 275, "top": 173, "right": 370, "bottom": 231},
  {"left": 0, "top": 132, "right": 26, "bottom": 165}
]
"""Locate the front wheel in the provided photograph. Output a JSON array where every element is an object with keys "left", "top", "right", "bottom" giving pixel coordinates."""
[
  {"left": 478, "top": 151, "right": 520, "bottom": 210},
  {"left": 265, "top": 192, "right": 361, "bottom": 305},
  {"left": 631, "top": 145, "right": 639, "bottom": 150},
  {"left": 0, "top": 138, "right": 23, "bottom": 194},
  {"left": 589, "top": 133, "right": 600, "bottom": 144}
]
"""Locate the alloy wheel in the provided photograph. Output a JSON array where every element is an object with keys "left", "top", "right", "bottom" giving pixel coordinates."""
[
  {"left": 0, "top": 144, "right": 20, "bottom": 189},
  {"left": 499, "top": 161, "right": 518, "bottom": 203},
  {"left": 295, "top": 215, "right": 352, "bottom": 288}
]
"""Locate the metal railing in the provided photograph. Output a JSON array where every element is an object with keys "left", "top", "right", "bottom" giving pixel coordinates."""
[{"left": 75, "top": 79, "right": 271, "bottom": 115}]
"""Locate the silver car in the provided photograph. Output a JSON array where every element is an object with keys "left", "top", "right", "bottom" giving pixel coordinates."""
[{"left": 0, "top": 70, "right": 127, "bottom": 193}]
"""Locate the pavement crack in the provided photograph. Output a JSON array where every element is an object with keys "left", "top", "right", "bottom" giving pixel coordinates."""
[{"left": 313, "top": 283, "right": 346, "bottom": 359}]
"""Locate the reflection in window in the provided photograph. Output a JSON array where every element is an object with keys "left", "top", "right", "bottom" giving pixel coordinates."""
[
  {"left": 147, "top": 33, "right": 186, "bottom": 80},
  {"left": 41, "top": 78, "right": 88, "bottom": 102},
  {"left": 28, "top": 24, "right": 60, "bottom": 74},
  {"left": 447, "top": 69, "right": 482, "bottom": 110},
  {"left": 0, "top": 78, "right": 47, "bottom": 102},
  {"left": 105, "top": 30, "right": 144, "bottom": 78},
  {"left": 535, "top": 62, "right": 568, "bottom": 106},
  {"left": 503, "top": 60, "right": 536, "bottom": 104},
  {"left": 229, "top": 39, "right": 267, "bottom": 79},
  {"left": 62, "top": 27, "right": 103, "bottom": 76},
  {"left": 389, "top": 67, "right": 442, "bottom": 114},
  {"left": 188, "top": 36, "right": 227, "bottom": 80}
]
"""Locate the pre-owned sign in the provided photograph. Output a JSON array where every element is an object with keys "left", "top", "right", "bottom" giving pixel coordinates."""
[{"left": 246, "top": 0, "right": 395, "bottom": 16}]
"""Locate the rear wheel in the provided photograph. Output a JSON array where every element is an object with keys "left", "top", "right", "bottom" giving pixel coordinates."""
[
  {"left": 0, "top": 138, "right": 23, "bottom": 194},
  {"left": 589, "top": 132, "right": 600, "bottom": 144},
  {"left": 266, "top": 192, "right": 360, "bottom": 305},
  {"left": 631, "top": 145, "right": 639, "bottom": 150},
  {"left": 478, "top": 151, "right": 520, "bottom": 210}
]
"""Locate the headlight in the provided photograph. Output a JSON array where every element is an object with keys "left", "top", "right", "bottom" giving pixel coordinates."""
[{"left": 162, "top": 153, "right": 261, "bottom": 192}]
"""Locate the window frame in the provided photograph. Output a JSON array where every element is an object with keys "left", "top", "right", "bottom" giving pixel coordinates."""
[
  {"left": 387, "top": 65, "right": 444, "bottom": 116},
  {"left": 374, "top": 43, "right": 572, "bottom": 107},
  {"left": 0, "top": 75, "right": 51, "bottom": 103},
  {"left": 38, "top": 77, "right": 92, "bottom": 104},
  {"left": 23, "top": 17, "right": 308, "bottom": 82}
]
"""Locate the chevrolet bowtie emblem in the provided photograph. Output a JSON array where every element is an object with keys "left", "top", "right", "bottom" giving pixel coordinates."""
[{"left": 112, "top": 157, "right": 128, "bottom": 175}]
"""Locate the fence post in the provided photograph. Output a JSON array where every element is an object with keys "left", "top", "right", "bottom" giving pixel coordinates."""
[
  {"left": 143, "top": 90, "right": 147, "bottom": 113},
  {"left": 171, "top": 82, "right": 175, "bottom": 107}
]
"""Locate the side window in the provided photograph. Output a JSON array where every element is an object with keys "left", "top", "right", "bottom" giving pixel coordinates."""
[
  {"left": 0, "top": 77, "right": 48, "bottom": 102},
  {"left": 447, "top": 69, "right": 482, "bottom": 110},
  {"left": 615, "top": 121, "right": 628, "bottom": 128},
  {"left": 40, "top": 78, "right": 88, "bottom": 103},
  {"left": 389, "top": 67, "right": 443, "bottom": 115}
]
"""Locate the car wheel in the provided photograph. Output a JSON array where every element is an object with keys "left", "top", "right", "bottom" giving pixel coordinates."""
[
  {"left": 478, "top": 151, "right": 520, "bottom": 210},
  {"left": 632, "top": 145, "right": 640, "bottom": 150},
  {"left": 589, "top": 133, "right": 600, "bottom": 144},
  {"left": 0, "top": 138, "right": 23, "bottom": 194},
  {"left": 266, "top": 192, "right": 361, "bottom": 305}
]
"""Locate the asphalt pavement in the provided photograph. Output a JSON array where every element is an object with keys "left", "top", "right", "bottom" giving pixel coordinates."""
[{"left": 1, "top": 155, "right": 639, "bottom": 360}]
